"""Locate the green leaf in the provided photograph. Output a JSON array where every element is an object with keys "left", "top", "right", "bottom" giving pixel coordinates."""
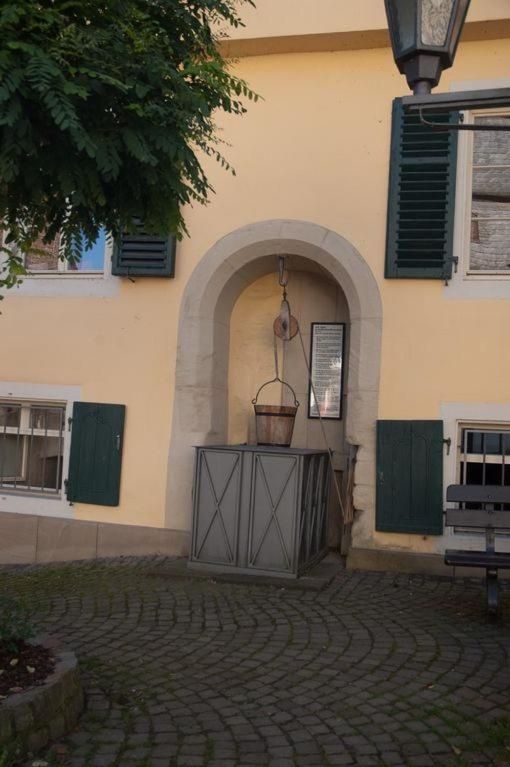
[{"left": 0, "top": 0, "right": 259, "bottom": 294}]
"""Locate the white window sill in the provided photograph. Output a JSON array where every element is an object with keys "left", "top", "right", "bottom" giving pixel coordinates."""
[
  {"left": 445, "top": 272, "right": 510, "bottom": 299},
  {"left": 24, "top": 272, "right": 104, "bottom": 278},
  {"left": 8, "top": 270, "right": 120, "bottom": 298},
  {"left": 0, "top": 492, "right": 73, "bottom": 518}
]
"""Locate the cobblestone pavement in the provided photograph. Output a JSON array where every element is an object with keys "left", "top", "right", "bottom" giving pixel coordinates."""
[{"left": 2, "top": 558, "right": 510, "bottom": 767}]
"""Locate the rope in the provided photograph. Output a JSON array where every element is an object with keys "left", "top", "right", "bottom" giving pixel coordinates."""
[
  {"left": 273, "top": 254, "right": 353, "bottom": 525},
  {"left": 273, "top": 332, "right": 280, "bottom": 380}
]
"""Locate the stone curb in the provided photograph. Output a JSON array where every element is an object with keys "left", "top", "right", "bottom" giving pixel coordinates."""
[{"left": 0, "top": 638, "right": 83, "bottom": 758}]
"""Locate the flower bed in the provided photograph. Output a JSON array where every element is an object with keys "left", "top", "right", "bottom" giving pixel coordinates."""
[
  {"left": 0, "top": 640, "right": 83, "bottom": 761},
  {"left": 0, "top": 641, "right": 55, "bottom": 699}
]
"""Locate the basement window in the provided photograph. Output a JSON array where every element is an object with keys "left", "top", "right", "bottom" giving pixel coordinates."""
[
  {"left": 0, "top": 401, "right": 66, "bottom": 496},
  {"left": 458, "top": 424, "right": 510, "bottom": 510}
]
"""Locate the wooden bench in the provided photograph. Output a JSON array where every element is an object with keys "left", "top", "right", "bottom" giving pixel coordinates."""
[{"left": 444, "top": 485, "right": 510, "bottom": 616}]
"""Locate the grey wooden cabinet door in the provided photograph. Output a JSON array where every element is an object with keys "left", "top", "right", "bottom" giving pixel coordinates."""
[
  {"left": 191, "top": 448, "right": 242, "bottom": 566},
  {"left": 247, "top": 451, "right": 300, "bottom": 573}
]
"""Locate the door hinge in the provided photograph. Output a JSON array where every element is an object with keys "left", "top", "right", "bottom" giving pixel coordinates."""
[
  {"left": 67, "top": 417, "right": 73, "bottom": 431},
  {"left": 443, "top": 438, "right": 452, "bottom": 455}
]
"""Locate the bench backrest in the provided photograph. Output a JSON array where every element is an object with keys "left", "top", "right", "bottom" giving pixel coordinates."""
[{"left": 446, "top": 484, "right": 510, "bottom": 529}]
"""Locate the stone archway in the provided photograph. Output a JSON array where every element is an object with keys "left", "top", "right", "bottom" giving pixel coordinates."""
[{"left": 165, "top": 220, "right": 382, "bottom": 550}]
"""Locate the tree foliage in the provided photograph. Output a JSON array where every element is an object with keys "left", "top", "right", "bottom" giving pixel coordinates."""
[{"left": 0, "top": 0, "right": 257, "bottom": 289}]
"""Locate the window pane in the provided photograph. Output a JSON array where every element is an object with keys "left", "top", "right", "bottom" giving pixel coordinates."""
[
  {"left": 471, "top": 117, "right": 510, "bottom": 271},
  {"left": 0, "top": 405, "right": 20, "bottom": 429},
  {"left": 469, "top": 217, "right": 510, "bottom": 271},
  {"left": 30, "top": 407, "right": 64, "bottom": 431},
  {"left": 66, "top": 229, "right": 106, "bottom": 272},
  {"left": 464, "top": 461, "right": 483, "bottom": 485},
  {"left": 25, "top": 436, "right": 63, "bottom": 492},
  {"left": 473, "top": 117, "right": 510, "bottom": 166},
  {"left": 472, "top": 167, "right": 510, "bottom": 205},
  {"left": 0, "top": 435, "right": 23, "bottom": 480},
  {"left": 465, "top": 430, "right": 483, "bottom": 454},
  {"left": 484, "top": 432, "right": 502, "bottom": 455},
  {"left": 25, "top": 234, "right": 61, "bottom": 272},
  {"left": 485, "top": 462, "right": 504, "bottom": 485}
]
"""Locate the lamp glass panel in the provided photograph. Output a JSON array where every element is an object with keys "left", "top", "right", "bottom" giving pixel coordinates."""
[
  {"left": 388, "top": 0, "right": 417, "bottom": 54},
  {"left": 421, "top": 0, "right": 455, "bottom": 46}
]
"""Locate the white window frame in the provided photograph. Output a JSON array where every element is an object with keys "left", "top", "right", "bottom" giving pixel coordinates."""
[
  {"left": 0, "top": 382, "right": 80, "bottom": 518},
  {"left": 1, "top": 229, "right": 108, "bottom": 277},
  {"left": 24, "top": 230, "right": 108, "bottom": 277},
  {"left": 440, "top": 402, "right": 510, "bottom": 553},
  {"left": 456, "top": 421, "right": 510, "bottom": 482},
  {"left": 0, "top": 401, "right": 65, "bottom": 490},
  {"left": 0, "top": 235, "right": 119, "bottom": 298},
  {"left": 446, "top": 77, "right": 510, "bottom": 299},
  {"left": 456, "top": 107, "right": 510, "bottom": 280}
]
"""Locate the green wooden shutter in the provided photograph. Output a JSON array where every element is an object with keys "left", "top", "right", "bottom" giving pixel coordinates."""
[
  {"left": 67, "top": 403, "right": 125, "bottom": 506},
  {"left": 386, "top": 99, "right": 459, "bottom": 280},
  {"left": 376, "top": 420, "right": 444, "bottom": 535},
  {"left": 112, "top": 226, "right": 176, "bottom": 277}
]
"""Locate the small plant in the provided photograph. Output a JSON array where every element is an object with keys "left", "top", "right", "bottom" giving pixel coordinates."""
[{"left": 0, "top": 596, "right": 34, "bottom": 652}]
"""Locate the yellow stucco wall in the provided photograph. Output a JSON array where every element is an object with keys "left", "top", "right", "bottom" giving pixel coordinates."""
[
  {"left": 2, "top": 34, "right": 510, "bottom": 545},
  {"left": 230, "top": 0, "right": 510, "bottom": 42}
]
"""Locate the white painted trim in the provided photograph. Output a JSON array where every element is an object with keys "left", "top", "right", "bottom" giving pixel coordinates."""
[
  {"left": 0, "top": 381, "right": 81, "bottom": 518},
  {"left": 440, "top": 402, "right": 510, "bottom": 553},
  {"left": 445, "top": 77, "right": 510, "bottom": 300}
]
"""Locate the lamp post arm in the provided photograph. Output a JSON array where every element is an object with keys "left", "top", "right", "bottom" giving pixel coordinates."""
[{"left": 402, "top": 87, "right": 510, "bottom": 113}]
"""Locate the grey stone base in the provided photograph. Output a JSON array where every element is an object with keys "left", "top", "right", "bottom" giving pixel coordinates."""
[
  {"left": 347, "top": 546, "right": 510, "bottom": 579},
  {"left": 0, "top": 640, "right": 83, "bottom": 759},
  {"left": 0, "top": 511, "right": 191, "bottom": 565},
  {"left": 149, "top": 553, "right": 344, "bottom": 591}
]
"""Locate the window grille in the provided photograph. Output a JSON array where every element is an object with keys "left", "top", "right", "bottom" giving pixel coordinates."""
[
  {"left": 459, "top": 426, "right": 510, "bottom": 510},
  {"left": 0, "top": 402, "right": 65, "bottom": 495}
]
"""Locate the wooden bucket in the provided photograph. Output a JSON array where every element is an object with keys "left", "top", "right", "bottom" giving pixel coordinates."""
[{"left": 252, "top": 379, "right": 299, "bottom": 447}]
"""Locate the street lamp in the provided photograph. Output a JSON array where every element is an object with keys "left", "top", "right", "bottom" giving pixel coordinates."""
[{"left": 384, "top": 0, "right": 471, "bottom": 95}]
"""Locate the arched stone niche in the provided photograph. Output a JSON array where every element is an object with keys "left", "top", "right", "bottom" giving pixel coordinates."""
[{"left": 165, "top": 220, "right": 382, "bottom": 549}]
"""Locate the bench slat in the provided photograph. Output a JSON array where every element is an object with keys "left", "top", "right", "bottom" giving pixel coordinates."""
[
  {"left": 445, "top": 509, "right": 510, "bottom": 528},
  {"left": 445, "top": 549, "right": 510, "bottom": 569},
  {"left": 446, "top": 484, "right": 510, "bottom": 504}
]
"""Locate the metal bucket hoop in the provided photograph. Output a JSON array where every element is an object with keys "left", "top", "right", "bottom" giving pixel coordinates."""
[{"left": 252, "top": 377, "right": 300, "bottom": 408}]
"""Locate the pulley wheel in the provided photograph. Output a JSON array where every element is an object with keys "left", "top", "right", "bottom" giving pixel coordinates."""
[{"left": 273, "top": 314, "right": 298, "bottom": 340}]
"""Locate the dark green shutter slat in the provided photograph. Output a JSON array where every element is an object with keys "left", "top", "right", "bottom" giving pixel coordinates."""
[
  {"left": 112, "top": 226, "right": 176, "bottom": 277},
  {"left": 385, "top": 99, "right": 459, "bottom": 280},
  {"left": 376, "top": 420, "right": 444, "bottom": 535},
  {"left": 67, "top": 403, "right": 125, "bottom": 506}
]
